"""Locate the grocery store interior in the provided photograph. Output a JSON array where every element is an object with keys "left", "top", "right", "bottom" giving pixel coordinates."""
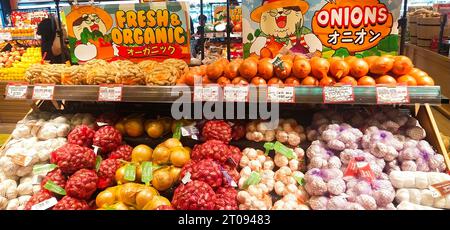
[{"left": 0, "top": 0, "right": 449, "bottom": 211}]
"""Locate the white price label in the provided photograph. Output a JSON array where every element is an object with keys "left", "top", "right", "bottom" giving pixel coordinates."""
[
  {"left": 31, "top": 197, "right": 58, "bottom": 210},
  {"left": 376, "top": 86, "right": 409, "bottom": 104},
  {"left": 323, "top": 85, "right": 354, "bottom": 103},
  {"left": 32, "top": 85, "right": 55, "bottom": 100},
  {"left": 193, "top": 85, "right": 220, "bottom": 102},
  {"left": 98, "top": 85, "right": 122, "bottom": 101},
  {"left": 267, "top": 86, "right": 295, "bottom": 103},
  {"left": 5, "top": 84, "right": 28, "bottom": 99},
  {"left": 223, "top": 85, "right": 249, "bottom": 102},
  {"left": 181, "top": 172, "right": 192, "bottom": 184},
  {"left": 0, "top": 32, "right": 12, "bottom": 40}
]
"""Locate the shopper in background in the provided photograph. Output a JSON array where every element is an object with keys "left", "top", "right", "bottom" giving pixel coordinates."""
[{"left": 36, "top": 16, "right": 69, "bottom": 64}]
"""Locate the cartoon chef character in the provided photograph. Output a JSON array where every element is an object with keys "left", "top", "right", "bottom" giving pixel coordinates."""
[
  {"left": 250, "top": 0, "right": 322, "bottom": 58},
  {"left": 66, "top": 6, "right": 113, "bottom": 62}
]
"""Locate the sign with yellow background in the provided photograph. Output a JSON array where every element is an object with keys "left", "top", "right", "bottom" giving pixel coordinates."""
[{"left": 63, "top": 2, "right": 190, "bottom": 63}]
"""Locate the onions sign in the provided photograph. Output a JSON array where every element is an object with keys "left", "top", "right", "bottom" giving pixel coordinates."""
[{"left": 312, "top": 0, "right": 394, "bottom": 53}]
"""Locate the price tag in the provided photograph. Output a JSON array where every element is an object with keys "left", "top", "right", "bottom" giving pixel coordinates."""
[
  {"left": 0, "top": 32, "right": 12, "bottom": 40},
  {"left": 293, "top": 175, "right": 305, "bottom": 186},
  {"left": 172, "top": 122, "right": 182, "bottom": 140},
  {"left": 95, "top": 155, "right": 102, "bottom": 172},
  {"left": 181, "top": 172, "right": 191, "bottom": 184},
  {"left": 221, "top": 169, "right": 237, "bottom": 187},
  {"left": 263, "top": 142, "right": 275, "bottom": 155},
  {"left": 344, "top": 159, "right": 358, "bottom": 177},
  {"left": 33, "top": 164, "right": 57, "bottom": 175},
  {"left": 92, "top": 145, "right": 100, "bottom": 155},
  {"left": 273, "top": 141, "right": 296, "bottom": 159},
  {"left": 267, "top": 86, "right": 295, "bottom": 103},
  {"left": 376, "top": 86, "right": 410, "bottom": 104},
  {"left": 5, "top": 83, "right": 28, "bottom": 99},
  {"left": 357, "top": 162, "right": 375, "bottom": 183},
  {"left": 223, "top": 85, "right": 249, "bottom": 102},
  {"left": 32, "top": 84, "right": 55, "bottom": 100},
  {"left": 181, "top": 125, "right": 199, "bottom": 140},
  {"left": 98, "top": 85, "right": 122, "bottom": 102},
  {"left": 243, "top": 171, "right": 261, "bottom": 189},
  {"left": 193, "top": 85, "right": 220, "bottom": 102},
  {"left": 323, "top": 85, "right": 354, "bottom": 103},
  {"left": 44, "top": 180, "right": 66, "bottom": 195},
  {"left": 31, "top": 197, "right": 57, "bottom": 210},
  {"left": 429, "top": 181, "right": 450, "bottom": 198},
  {"left": 141, "top": 161, "right": 153, "bottom": 184},
  {"left": 124, "top": 164, "right": 136, "bottom": 181}
]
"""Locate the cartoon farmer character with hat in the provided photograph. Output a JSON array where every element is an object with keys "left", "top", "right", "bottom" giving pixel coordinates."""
[
  {"left": 250, "top": 0, "right": 322, "bottom": 58},
  {"left": 65, "top": 5, "right": 113, "bottom": 62}
]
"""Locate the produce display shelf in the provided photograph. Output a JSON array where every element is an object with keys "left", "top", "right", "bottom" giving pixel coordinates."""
[{"left": 3, "top": 85, "right": 447, "bottom": 104}]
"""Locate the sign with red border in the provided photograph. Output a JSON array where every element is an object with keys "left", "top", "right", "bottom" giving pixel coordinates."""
[
  {"left": 267, "top": 86, "right": 295, "bottom": 103},
  {"left": 323, "top": 85, "right": 355, "bottom": 104},
  {"left": 5, "top": 82, "right": 29, "bottom": 99},
  {"left": 32, "top": 84, "right": 55, "bottom": 100},
  {"left": 193, "top": 84, "right": 221, "bottom": 102},
  {"left": 223, "top": 85, "right": 249, "bottom": 102},
  {"left": 376, "top": 85, "right": 409, "bottom": 104},
  {"left": 98, "top": 84, "right": 123, "bottom": 102}
]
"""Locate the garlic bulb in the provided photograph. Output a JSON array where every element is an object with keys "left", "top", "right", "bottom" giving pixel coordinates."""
[
  {"left": 11, "top": 124, "right": 31, "bottom": 139},
  {"left": 18, "top": 195, "right": 31, "bottom": 206},
  {"left": 2, "top": 179, "right": 17, "bottom": 189},
  {"left": 17, "top": 182, "right": 33, "bottom": 196},
  {"left": 20, "top": 176, "right": 33, "bottom": 184},
  {"left": 0, "top": 196, "right": 8, "bottom": 210},
  {"left": 6, "top": 198, "right": 19, "bottom": 210},
  {"left": 52, "top": 116, "right": 69, "bottom": 124},
  {"left": 16, "top": 166, "right": 33, "bottom": 177},
  {"left": 56, "top": 123, "right": 70, "bottom": 137},
  {"left": 6, "top": 186, "right": 18, "bottom": 199},
  {"left": 37, "top": 123, "right": 58, "bottom": 140}
]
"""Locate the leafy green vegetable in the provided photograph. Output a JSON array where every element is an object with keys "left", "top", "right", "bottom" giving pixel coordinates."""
[{"left": 333, "top": 48, "right": 350, "bottom": 57}]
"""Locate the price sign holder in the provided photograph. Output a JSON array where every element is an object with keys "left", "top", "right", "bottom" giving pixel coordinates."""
[
  {"left": 98, "top": 84, "right": 123, "bottom": 102},
  {"left": 32, "top": 84, "right": 55, "bottom": 100},
  {"left": 223, "top": 85, "right": 249, "bottom": 102},
  {"left": 5, "top": 82, "right": 29, "bottom": 99},
  {"left": 376, "top": 85, "right": 410, "bottom": 104},
  {"left": 267, "top": 86, "right": 295, "bottom": 103},
  {"left": 323, "top": 85, "right": 355, "bottom": 104},
  {"left": 193, "top": 84, "right": 220, "bottom": 102}
]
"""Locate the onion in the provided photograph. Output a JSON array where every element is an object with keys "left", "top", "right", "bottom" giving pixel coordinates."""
[
  {"left": 310, "top": 57, "right": 330, "bottom": 79},
  {"left": 292, "top": 59, "right": 311, "bottom": 78},
  {"left": 392, "top": 56, "right": 414, "bottom": 76},
  {"left": 349, "top": 59, "right": 369, "bottom": 78},
  {"left": 329, "top": 59, "right": 350, "bottom": 79},
  {"left": 370, "top": 56, "right": 394, "bottom": 75}
]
